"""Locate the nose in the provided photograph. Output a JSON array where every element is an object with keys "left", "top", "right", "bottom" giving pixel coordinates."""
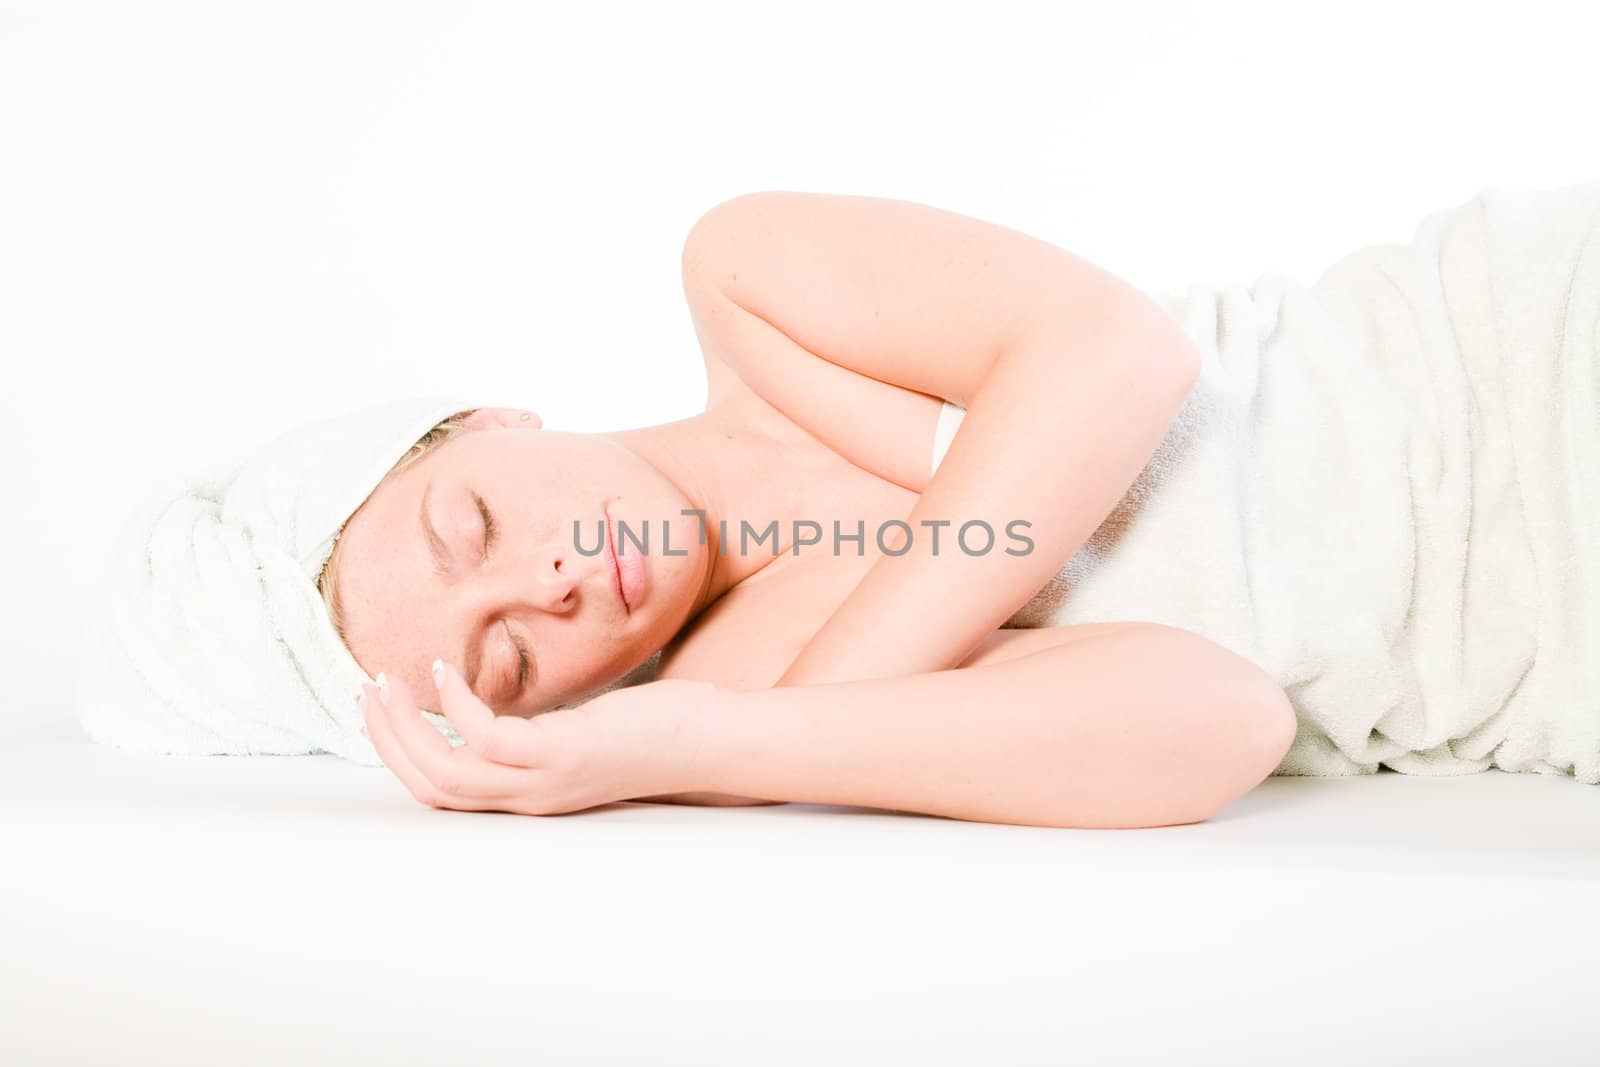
[
  {"left": 529, "top": 542, "right": 582, "bottom": 613},
  {"left": 449, "top": 532, "right": 589, "bottom": 644}
]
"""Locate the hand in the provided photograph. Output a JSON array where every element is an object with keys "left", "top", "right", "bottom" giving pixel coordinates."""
[{"left": 357, "top": 659, "right": 722, "bottom": 815}]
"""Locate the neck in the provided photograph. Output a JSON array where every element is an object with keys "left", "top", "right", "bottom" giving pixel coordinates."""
[{"left": 595, "top": 395, "right": 814, "bottom": 625}]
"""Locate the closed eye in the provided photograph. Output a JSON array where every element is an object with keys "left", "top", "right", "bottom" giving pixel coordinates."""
[
  {"left": 513, "top": 631, "right": 530, "bottom": 689},
  {"left": 475, "top": 492, "right": 496, "bottom": 560},
  {"left": 478, "top": 492, "right": 530, "bottom": 697}
]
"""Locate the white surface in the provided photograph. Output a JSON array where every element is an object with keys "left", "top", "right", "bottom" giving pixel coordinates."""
[{"left": 3, "top": 717, "right": 1597, "bottom": 1066}]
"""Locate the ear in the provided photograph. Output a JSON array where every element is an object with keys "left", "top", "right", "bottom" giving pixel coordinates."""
[{"left": 463, "top": 407, "right": 542, "bottom": 430}]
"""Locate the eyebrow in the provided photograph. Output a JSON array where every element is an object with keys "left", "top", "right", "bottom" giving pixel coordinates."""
[{"left": 420, "top": 480, "right": 486, "bottom": 697}]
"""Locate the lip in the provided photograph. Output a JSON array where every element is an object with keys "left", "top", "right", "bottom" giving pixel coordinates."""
[
  {"left": 603, "top": 504, "right": 628, "bottom": 614},
  {"left": 604, "top": 500, "right": 646, "bottom": 614}
]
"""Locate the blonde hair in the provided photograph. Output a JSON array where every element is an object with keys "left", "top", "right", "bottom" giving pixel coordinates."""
[{"left": 316, "top": 408, "right": 479, "bottom": 648}]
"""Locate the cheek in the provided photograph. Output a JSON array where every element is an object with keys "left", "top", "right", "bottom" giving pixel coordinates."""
[
  {"left": 542, "top": 635, "right": 614, "bottom": 692},
  {"left": 341, "top": 578, "right": 435, "bottom": 680},
  {"left": 344, "top": 616, "right": 411, "bottom": 680}
]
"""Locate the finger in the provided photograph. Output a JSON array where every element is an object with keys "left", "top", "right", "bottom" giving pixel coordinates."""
[
  {"left": 423, "top": 656, "right": 495, "bottom": 739},
  {"left": 378, "top": 671, "right": 531, "bottom": 800},
  {"left": 361, "top": 682, "right": 466, "bottom": 810},
  {"left": 431, "top": 657, "right": 549, "bottom": 766}
]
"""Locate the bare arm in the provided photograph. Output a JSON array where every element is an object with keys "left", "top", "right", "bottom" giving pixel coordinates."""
[
  {"left": 636, "top": 624, "right": 1133, "bottom": 807},
  {"left": 658, "top": 623, "right": 1296, "bottom": 829},
  {"left": 683, "top": 192, "right": 1202, "bottom": 689},
  {"left": 773, "top": 311, "right": 1198, "bottom": 689}
]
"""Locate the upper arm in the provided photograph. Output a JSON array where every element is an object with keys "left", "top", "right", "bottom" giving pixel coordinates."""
[
  {"left": 953, "top": 621, "right": 1153, "bottom": 669},
  {"left": 679, "top": 190, "right": 1154, "bottom": 411}
]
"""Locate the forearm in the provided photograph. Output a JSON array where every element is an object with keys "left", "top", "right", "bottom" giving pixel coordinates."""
[
  {"left": 692, "top": 626, "right": 1295, "bottom": 829},
  {"left": 776, "top": 304, "right": 1201, "bottom": 688},
  {"left": 687, "top": 191, "right": 1203, "bottom": 691}
]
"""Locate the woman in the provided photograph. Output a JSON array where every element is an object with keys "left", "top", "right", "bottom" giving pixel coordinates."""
[
  {"left": 327, "top": 190, "right": 1297, "bottom": 829},
  {"left": 85, "top": 181, "right": 1600, "bottom": 827}
]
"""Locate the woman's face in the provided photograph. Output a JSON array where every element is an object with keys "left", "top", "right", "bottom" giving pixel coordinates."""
[{"left": 332, "top": 409, "right": 707, "bottom": 716}]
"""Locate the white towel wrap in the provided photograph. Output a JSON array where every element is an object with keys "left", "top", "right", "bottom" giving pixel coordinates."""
[
  {"left": 932, "top": 180, "right": 1600, "bottom": 783},
  {"left": 78, "top": 395, "right": 487, "bottom": 765}
]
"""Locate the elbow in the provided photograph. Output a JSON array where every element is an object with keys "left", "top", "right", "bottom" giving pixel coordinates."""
[
  {"left": 1038, "top": 623, "right": 1296, "bottom": 830},
  {"left": 1188, "top": 674, "right": 1298, "bottom": 823},
  {"left": 1145, "top": 627, "right": 1297, "bottom": 825},
  {"left": 1238, "top": 669, "right": 1299, "bottom": 779},
  {"left": 1257, "top": 684, "right": 1300, "bottom": 770},
  {"left": 1103, "top": 288, "right": 1205, "bottom": 393},
  {"left": 1171, "top": 340, "right": 1203, "bottom": 392},
  {"left": 1148, "top": 319, "right": 1204, "bottom": 399}
]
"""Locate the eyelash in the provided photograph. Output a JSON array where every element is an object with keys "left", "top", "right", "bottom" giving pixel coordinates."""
[
  {"left": 478, "top": 493, "right": 529, "bottom": 693},
  {"left": 476, "top": 494, "right": 497, "bottom": 556},
  {"left": 512, "top": 632, "right": 530, "bottom": 689}
]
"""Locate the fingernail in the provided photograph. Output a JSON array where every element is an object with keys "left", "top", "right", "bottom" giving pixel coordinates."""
[
  {"left": 431, "top": 658, "right": 445, "bottom": 682},
  {"left": 355, "top": 689, "right": 365, "bottom": 707}
]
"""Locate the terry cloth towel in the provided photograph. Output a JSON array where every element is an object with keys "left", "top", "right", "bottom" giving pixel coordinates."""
[
  {"left": 932, "top": 178, "right": 1600, "bottom": 783},
  {"left": 71, "top": 394, "right": 658, "bottom": 767},
  {"left": 75, "top": 396, "right": 486, "bottom": 765}
]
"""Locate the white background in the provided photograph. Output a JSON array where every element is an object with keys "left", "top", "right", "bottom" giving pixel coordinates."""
[
  {"left": 6, "top": 7, "right": 1600, "bottom": 1066},
  {"left": 4, "top": 0, "right": 1598, "bottom": 728}
]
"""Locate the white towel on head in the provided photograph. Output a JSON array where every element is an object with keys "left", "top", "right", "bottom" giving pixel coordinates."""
[{"left": 76, "top": 395, "right": 482, "bottom": 766}]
